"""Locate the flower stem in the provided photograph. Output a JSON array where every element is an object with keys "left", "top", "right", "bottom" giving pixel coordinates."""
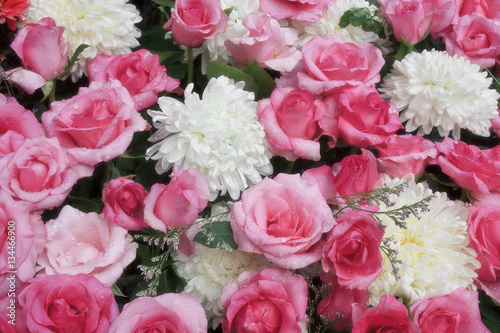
[{"left": 187, "top": 46, "right": 194, "bottom": 85}]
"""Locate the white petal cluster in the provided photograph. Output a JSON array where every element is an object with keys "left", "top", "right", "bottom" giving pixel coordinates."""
[
  {"left": 147, "top": 76, "right": 273, "bottom": 201},
  {"left": 24, "top": 0, "right": 142, "bottom": 81},
  {"left": 380, "top": 49, "right": 500, "bottom": 139}
]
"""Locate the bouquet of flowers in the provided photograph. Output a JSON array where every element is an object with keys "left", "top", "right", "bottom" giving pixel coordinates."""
[{"left": 1, "top": 0, "right": 500, "bottom": 331}]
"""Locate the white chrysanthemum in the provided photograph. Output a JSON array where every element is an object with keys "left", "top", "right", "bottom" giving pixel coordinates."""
[
  {"left": 380, "top": 49, "right": 500, "bottom": 139},
  {"left": 24, "top": 0, "right": 141, "bottom": 81},
  {"left": 369, "top": 175, "right": 480, "bottom": 306},
  {"left": 147, "top": 76, "right": 273, "bottom": 201},
  {"left": 291, "top": 0, "right": 392, "bottom": 53}
]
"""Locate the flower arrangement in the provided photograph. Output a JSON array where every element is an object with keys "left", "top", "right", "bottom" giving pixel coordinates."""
[{"left": 1, "top": 0, "right": 500, "bottom": 332}]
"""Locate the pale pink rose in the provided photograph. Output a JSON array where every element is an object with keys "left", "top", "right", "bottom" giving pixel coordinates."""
[
  {"left": 6, "top": 67, "right": 46, "bottom": 94},
  {"left": 164, "top": 0, "right": 229, "bottom": 47},
  {"left": 336, "top": 84, "right": 403, "bottom": 147},
  {"left": 109, "top": 292, "right": 207, "bottom": 332},
  {"left": 302, "top": 165, "right": 338, "bottom": 202},
  {"left": 37, "top": 205, "right": 137, "bottom": 286},
  {"left": 322, "top": 210, "right": 384, "bottom": 289},
  {"left": 230, "top": 173, "right": 336, "bottom": 269},
  {"left": 0, "top": 94, "right": 41, "bottom": 158},
  {"left": 375, "top": 134, "right": 438, "bottom": 179},
  {"left": 143, "top": 166, "right": 210, "bottom": 232},
  {"left": 442, "top": 13, "right": 500, "bottom": 68},
  {"left": 317, "top": 273, "right": 370, "bottom": 332},
  {"left": 378, "top": 0, "right": 435, "bottom": 44},
  {"left": 0, "top": 137, "right": 93, "bottom": 211},
  {"left": 435, "top": 137, "right": 500, "bottom": 193},
  {"left": 87, "top": 49, "right": 181, "bottom": 110},
  {"left": 221, "top": 268, "right": 308, "bottom": 333},
  {"left": 260, "top": 0, "right": 335, "bottom": 22},
  {"left": 19, "top": 274, "right": 119, "bottom": 333},
  {"left": 332, "top": 149, "right": 384, "bottom": 196},
  {"left": 279, "top": 34, "right": 385, "bottom": 95},
  {"left": 41, "top": 80, "right": 149, "bottom": 166},
  {"left": 410, "top": 288, "right": 490, "bottom": 332},
  {"left": 225, "top": 13, "right": 301, "bottom": 72},
  {"left": 102, "top": 177, "right": 148, "bottom": 231},
  {"left": 460, "top": 0, "right": 500, "bottom": 19},
  {"left": 257, "top": 87, "right": 335, "bottom": 161},
  {"left": 352, "top": 295, "right": 418, "bottom": 333},
  {"left": 10, "top": 17, "right": 69, "bottom": 81},
  {"left": 427, "top": 0, "right": 462, "bottom": 33}
]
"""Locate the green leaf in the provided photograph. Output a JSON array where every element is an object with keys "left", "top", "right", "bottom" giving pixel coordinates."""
[
  {"left": 40, "top": 80, "right": 55, "bottom": 102},
  {"left": 242, "top": 60, "right": 276, "bottom": 100},
  {"left": 194, "top": 221, "right": 238, "bottom": 250},
  {"left": 151, "top": 0, "right": 174, "bottom": 6},
  {"left": 110, "top": 284, "right": 127, "bottom": 297},
  {"left": 224, "top": 6, "right": 234, "bottom": 16},
  {"left": 206, "top": 61, "right": 259, "bottom": 95},
  {"left": 59, "top": 44, "right": 89, "bottom": 78}
]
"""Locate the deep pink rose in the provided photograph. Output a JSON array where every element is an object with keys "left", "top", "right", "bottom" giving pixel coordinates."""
[
  {"left": 0, "top": 291, "right": 28, "bottom": 333},
  {"left": 41, "top": 80, "right": 149, "bottom": 166},
  {"left": 144, "top": 166, "right": 210, "bottom": 232},
  {"left": 443, "top": 13, "right": 500, "bottom": 68},
  {"left": 109, "top": 292, "right": 207, "bottom": 332},
  {"left": 257, "top": 87, "right": 336, "bottom": 161},
  {"left": 317, "top": 273, "right": 370, "bottom": 332},
  {"left": 103, "top": 177, "right": 148, "bottom": 231},
  {"left": 164, "top": 0, "right": 229, "bottom": 47},
  {"left": 322, "top": 210, "right": 384, "bottom": 289},
  {"left": 87, "top": 49, "right": 181, "bottom": 110},
  {"left": 221, "top": 268, "right": 308, "bottom": 333},
  {"left": 332, "top": 149, "right": 384, "bottom": 196},
  {"left": 260, "top": 0, "right": 335, "bottom": 22},
  {"left": 37, "top": 205, "right": 137, "bottom": 286},
  {"left": 378, "top": 0, "right": 435, "bottom": 44},
  {"left": 337, "top": 84, "right": 403, "bottom": 147},
  {"left": 460, "top": 0, "right": 500, "bottom": 19},
  {"left": 225, "top": 13, "right": 301, "bottom": 72},
  {"left": 231, "top": 173, "right": 336, "bottom": 269},
  {"left": 375, "top": 134, "right": 438, "bottom": 178},
  {"left": 352, "top": 295, "right": 417, "bottom": 333},
  {"left": 410, "top": 288, "right": 491, "bottom": 332},
  {"left": 0, "top": 137, "right": 93, "bottom": 211},
  {"left": 279, "top": 34, "right": 385, "bottom": 95},
  {"left": 435, "top": 137, "right": 500, "bottom": 193},
  {"left": 19, "top": 274, "right": 119, "bottom": 333},
  {"left": 0, "top": 94, "right": 41, "bottom": 158}
]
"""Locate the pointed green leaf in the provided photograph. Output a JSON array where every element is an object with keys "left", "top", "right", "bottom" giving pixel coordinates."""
[{"left": 194, "top": 221, "right": 238, "bottom": 250}]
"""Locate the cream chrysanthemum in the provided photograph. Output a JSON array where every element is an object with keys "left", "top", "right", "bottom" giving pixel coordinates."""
[
  {"left": 380, "top": 49, "right": 500, "bottom": 139},
  {"left": 147, "top": 76, "right": 273, "bottom": 201},
  {"left": 24, "top": 0, "right": 141, "bottom": 81},
  {"left": 369, "top": 175, "right": 480, "bottom": 306}
]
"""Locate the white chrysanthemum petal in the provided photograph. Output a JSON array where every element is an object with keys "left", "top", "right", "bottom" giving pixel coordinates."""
[
  {"left": 380, "top": 49, "right": 500, "bottom": 139},
  {"left": 147, "top": 76, "right": 273, "bottom": 201},
  {"left": 25, "top": 0, "right": 141, "bottom": 81}
]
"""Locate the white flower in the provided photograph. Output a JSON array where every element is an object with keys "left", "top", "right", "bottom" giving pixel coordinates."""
[
  {"left": 380, "top": 49, "right": 500, "bottom": 139},
  {"left": 369, "top": 175, "right": 480, "bottom": 306},
  {"left": 147, "top": 76, "right": 273, "bottom": 201},
  {"left": 24, "top": 0, "right": 142, "bottom": 81}
]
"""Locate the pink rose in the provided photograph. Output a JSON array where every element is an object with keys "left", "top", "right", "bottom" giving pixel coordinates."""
[
  {"left": 460, "top": 0, "right": 500, "bottom": 19},
  {"left": 225, "top": 13, "right": 301, "bottom": 72},
  {"left": 302, "top": 165, "right": 338, "bottom": 202},
  {"left": 19, "top": 274, "right": 119, "bottom": 333},
  {"left": 317, "top": 273, "right": 370, "bottom": 332},
  {"left": 336, "top": 84, "right": 403, "bottom": 147},
  {"left": 102, "top": 177, "right": 148, "bottom": 231},
  {"left": 0, "top": 94, "right": 41, "bottom": 158},
  {"left": 87, "top": 49, "right": 181, "bottom": 110},
  {"left": 0, "top": 137, "right": 93, "bottom": 211},
  {"left": 260, "top": 0, "right": 335, "bottom": 22},
  {"left": 109, "top": 292, "right": 207, "bottom": 332},
  {"left": 37, "top": 205, "right": 137, "bottom": 286},
  {"left": 322, "top": 210, "right": 384, "bottom": 289},
  {"left": 435, "top": 137, "right": 500, "bottom": 193},
  {"left": 332, "top": 149, "right": 384, "bottom": 196},
  {"left": 352, "top": 295, "right": 417, "bottom": 333},
  {"left": 221, "top": 268, "right": 308, "bottom": 333},
  {"left": 144, "top": 166, "right": 210, "bottom": 232},
  {"left": 443, "top": 13, "right": 500, "bottom": 68},
  {"left": 427, "top": 0, "right": 462, "bottom": 33},
  {"left": 410, "top": 288, "right": 491, "bottom": 332},
  {"left": 230, "top": 173, "right": 336, "bottom": 269},
  {"left": 164, "top": 0, "right": 229, "bottom": 47},
  {"left": 6, "top": 67, "right": 46, "bottom": 94},
  {"left": 257, "top": 87, "right": 336, "bottom": 161},
  {"left": 41, "top": 80, "right": 149, "bottom": 166},
  {"left": 378, "top": 0, "right": 435, "bottom": 44},
  {"left": 375, "top": 134, "right": 438, "bottom": 179}
]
